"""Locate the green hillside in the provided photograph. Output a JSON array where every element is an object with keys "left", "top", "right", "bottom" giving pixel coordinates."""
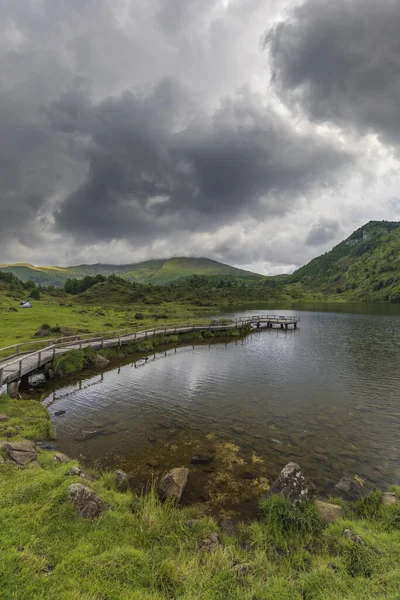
[
  {"left": 0, "top": 258, "right": 264, "bottom": 287},
  {"left": 293, "top": 221, "right": 400, "bottom": 302}
]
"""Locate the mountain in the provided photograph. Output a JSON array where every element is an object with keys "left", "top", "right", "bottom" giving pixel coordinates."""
[
  {"left": 0, "top": 257, "right": 264, "bottom": 287},
  {"left": 292, "top": 220, "right": 400, "bottom": 302}
]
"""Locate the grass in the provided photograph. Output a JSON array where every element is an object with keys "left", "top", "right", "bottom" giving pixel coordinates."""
[{"left": 1, "top": 394, "right": 400, "bottom": 599}]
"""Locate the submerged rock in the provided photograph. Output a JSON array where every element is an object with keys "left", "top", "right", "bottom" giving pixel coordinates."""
[
  {"left": 191, "top": 454, "right": 214, "bottom": 465},
  {"left": 115, "top": 469, "right": 130, "bottom": 492},
  {"left": 92, "top": 354, "right": 110, "bottom": 369},
  {"left": 315, "top": 500, "right": 344, "bottom": 523},
  {"left": 4, "top": 440, "right": 37, "bottom": 465},
  {"left": 37, "top": 442, "right": 56, "bottom": 451},
  {"left": 54, "top": 410, "right": 66, "bottom": 417},
  {"left": 67, "top": 483, "right": 106, "bottom": 519},
  {"left": 267, "top": 462, "right": 316, "bottom": 503},
  {"left": 147, "top": 458, "right": 160, "bottom": 469},
  {"left": 334, "top": 477, "right": 366, "bottom": 501},
  {"left": 158, "top": 467, "right": 188, "bottom": 502}
]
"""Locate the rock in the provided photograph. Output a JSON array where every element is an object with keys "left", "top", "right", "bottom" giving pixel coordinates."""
[
  {"left": 135, "top": 313, "right": 144, "bottom": 320},
  {"left": 76, "top": 428, "right": 105, "bottom": 442},
  {"left": 315, "top": 500, "right": 344, "bottom": 523},
  {"left": 4, "top": 440, "right": 37, "bottom": 465},
  {"left": 199, "top": 532, "right": 221, "bottom": 552},
  {"left": 92, "top": 354, "right": 110, "bottom": 369},
  {"left": 185, "top": 519, "right": 204, "bottom": 527},
  {"left": 334, "top": 477, "right": 367, "bottom": 501},
  {"left": 267, "top": 462, "right": 316, "bottom": 503},
  {"left": 67, "top": 483, "right": 106, "bottom": 519},
  {"left": 115, "top": 469, "right": 130, "bottom": 492},
  {"left": 66, "top": 466, "right": 84, "bottom": 477},
  {"left": 191, "top": 454, "right": 214, "bottom": 465},
  {"left": 232, "top": 563, "right": 252, "bottom": 576},
  {"left": 14, "top": 426, "right": 23, "bottom": 431},
  {"left": 219, "top": 519, "right": 236, "bottom": 535},
  {"left": 0, "top": 414, "right": 9, "bottom": 422},
  {"left": 147, "top": 458, "right": 160, "bottom": 468},
  {"left": 382, "top": 492, "right": 397, "bottom": 506},
  {"left": 270, "top": 438, "right": 283, "bottom": 445},
  {"left": 54, "top": 410, "right": 66, "bottom": 417},
  {"left": 343, "top": 528, "right": 365, "bottom": 545},
  {"left": 231, "top": 426, "right": 245, "bottom": 435},
  {"left": 37, "top": 442, "right": 56, "bottom": 451},
  {"left": 159, "top": 421, "right": 171, "bottom": 429},
  {"left": 328, "top": 562, "right": 339, "bottom": 573},
  {"left": 158, "top": 467, "right": 188, "bottom": 502},
  {"left": 148, "top": 436, "right": 157, "bottom": 443},
  {"left": 53, "top": 452, "right": 72, "bottom": 463}
]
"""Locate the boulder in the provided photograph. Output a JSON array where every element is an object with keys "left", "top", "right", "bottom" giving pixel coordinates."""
[
  {"left": 382, "top": 492, "right": 398, "bottom": 506},
  {"left": 315, "top": 500, "right": 344, "bottom": 523},
  {"left": 158, "top": 467, "right": 188, "bottom": 502},
  {"left": 191, "top": 454, "right": 214, "bottom": 465},
  {"left": 0, "top": 414, "right": 9, "bottom": 422},
  {"left": 67, "top": 483, "right": 106, "bottom": 519},
  {"left": 53, "top": 452, "right": 72, "bottom": 463},
  {"left": 267, "top": 462, "right": 316, "bottom": 503},
  {"left": 334, "top": 477, "right": 366, "bottom": 501},
  {"left": 4, "top": 440, "right": 37, "bottom": 465},
  {"left": 115, "top": 469, "right": 130, "bottom": 492},
  {"left": 92, "top": 354, "right": 110, "bottom": 369},
  {"left": 199, "top": 532, "right": 221, "bottom": 552}
]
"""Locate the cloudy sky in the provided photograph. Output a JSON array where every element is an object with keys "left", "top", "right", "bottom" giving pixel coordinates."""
[{"left": 1, "top": 0, "right": 400, "bottom": 274}]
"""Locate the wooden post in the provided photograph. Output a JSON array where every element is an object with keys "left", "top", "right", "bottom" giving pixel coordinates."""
[
  {"left": 0, "top": 367, "right": 3, "bottom": 387},
  {"left": 19, "top": 360, "right": 22, "bottom": 378}
]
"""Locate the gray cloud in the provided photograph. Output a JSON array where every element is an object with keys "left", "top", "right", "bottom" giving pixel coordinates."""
[
  {"left": 266, "top": 0, "right": 400, "bottom": 147},
  {"left": 53, "top": 83, "right": 352, "bottom": 243},
  {"left": 305, "top": 217, "right": 341, "bottom": 246}
]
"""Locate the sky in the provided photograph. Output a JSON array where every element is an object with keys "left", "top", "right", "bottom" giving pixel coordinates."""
[{"left": 1, "top": 0, "right": 400, "bottom": 274}]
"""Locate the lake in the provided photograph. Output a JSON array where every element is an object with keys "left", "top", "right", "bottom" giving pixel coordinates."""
[{"left": 44, "top": 305, "right": 400, "bottom": 516}]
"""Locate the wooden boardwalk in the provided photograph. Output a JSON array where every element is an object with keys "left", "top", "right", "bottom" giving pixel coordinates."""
[{"left": 0, "top": 315, "right": 299, "bottom": 391}]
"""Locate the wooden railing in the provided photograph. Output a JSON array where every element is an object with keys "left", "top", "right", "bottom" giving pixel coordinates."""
[{"left": 0, "top": 315, "right": 300, "bottom": 386}]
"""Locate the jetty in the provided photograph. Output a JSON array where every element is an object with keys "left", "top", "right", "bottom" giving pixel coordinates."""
[{"left": 0, "top": 315, "right": 299, "bottom": 395}]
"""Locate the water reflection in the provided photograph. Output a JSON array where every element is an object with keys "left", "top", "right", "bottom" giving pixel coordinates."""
[{"left": 43, "top": 306, "right": 400, "bottom": 515}]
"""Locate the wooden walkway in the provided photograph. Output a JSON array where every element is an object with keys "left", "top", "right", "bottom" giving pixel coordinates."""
[{"left": 0, "top": 315, "right": 299, "bottom": 390}]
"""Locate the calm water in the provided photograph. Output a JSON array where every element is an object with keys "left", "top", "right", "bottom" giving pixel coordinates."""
[{"left": 44, "top": 306, "right": 400, "bottom": 516}]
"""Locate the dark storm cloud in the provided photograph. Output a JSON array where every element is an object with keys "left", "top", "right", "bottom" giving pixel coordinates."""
[
  {"left": 54, "top": 82, "right": 352, "bottom": 242},
  {"left": 305, "top": 217, "right": 340, "bottom": 246},
  {"left": 267, "top": 0, "right": 400, "bottom": 147}
]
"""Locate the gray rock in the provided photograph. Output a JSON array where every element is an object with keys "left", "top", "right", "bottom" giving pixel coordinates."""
[
  {"left": 267, "top": 462, "right": 316, "bottom": 503},
  {"left": 219, "top": 519, "right": 236, "bottom": 535},
  {"left": 67, "top": 483, "right": 106, "bottom": 519},
  {"left": 315, "top": 500, "right": 344, "bottom": 523},
  {"left": 334, "top": 477, "right": 367, "bottom": 501},
  {"left": 4, "top": 440, "right": 37, "bottom": 465},
  {"left": 0, "top": 414, "right": 9, "bottom": 422},
  {"left": 53, "top": 452, "right": 72, "bottom": 463},
  {"left": 191, "top": 454, "right": 214, "bottom": 465},
  {"left": 158, "top": 467, "right": 188, "bottom": 502},
  {"left": 382, "top": 492, "right": 397, "bottom": 506},
  {"left": 92, "top": 354, "right": 110, "bottom": 369},
  {"left": 115, "top": 469, "right": 130, "bottom": 492},
  {"left": 343, "top": 528, "right": 365, "bottom": 545},
  {"left": 199, "top": 532, "right": 221, "bottom": 552}
]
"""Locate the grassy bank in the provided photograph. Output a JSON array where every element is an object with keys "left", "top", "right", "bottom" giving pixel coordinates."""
[{"left": 1, "top": 395, "right": 400, "bottom": 599}]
